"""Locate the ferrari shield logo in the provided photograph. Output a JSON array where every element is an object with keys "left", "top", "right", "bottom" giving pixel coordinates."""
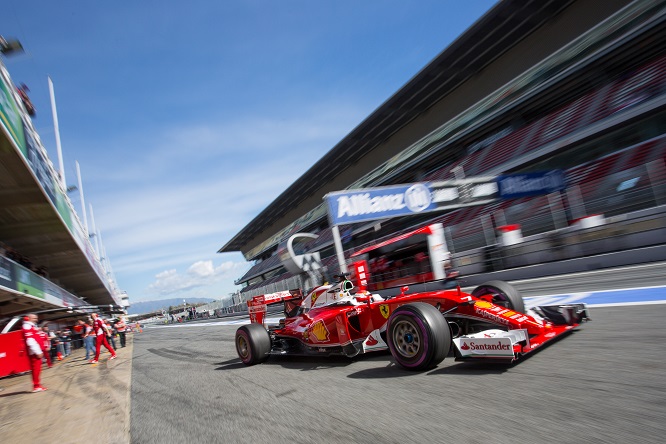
[{"left": 380, "top": 304, "right": 390, "bottom": 319}]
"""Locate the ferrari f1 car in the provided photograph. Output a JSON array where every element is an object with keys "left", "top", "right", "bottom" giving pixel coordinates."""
[{"left": 235, "top": 277, "right": 589, "bottom": 371}]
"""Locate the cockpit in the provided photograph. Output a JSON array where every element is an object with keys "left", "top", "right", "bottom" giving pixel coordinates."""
[{"left": 297, "top": 278, "right": 384, "bottom": 315}]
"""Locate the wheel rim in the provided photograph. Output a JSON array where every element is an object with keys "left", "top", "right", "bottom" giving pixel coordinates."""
[
  {"left": 392, "top": 319, "right": 422, "bottom": 358},
  {"left": 237, "top": 335, "right": 250, "bottom": 360}
]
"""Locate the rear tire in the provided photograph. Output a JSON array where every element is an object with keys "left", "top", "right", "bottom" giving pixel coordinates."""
[
  {"left": 235, "top": 324, "right": 271, "bottom": 365},
  {"left": 386, "top": 303, "right": 451, "bottom": 371},
  {"left": 471, "top": 280, "right": 524, "bottom": 313}
]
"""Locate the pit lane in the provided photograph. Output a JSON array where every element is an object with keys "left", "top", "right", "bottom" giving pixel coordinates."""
[{"left": 130, "top": 297, "right": 666, "bottom": 443}]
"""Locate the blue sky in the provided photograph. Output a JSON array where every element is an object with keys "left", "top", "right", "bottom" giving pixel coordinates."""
[{"left": 1, "top": 0, "right": 496, "bottom": 303}]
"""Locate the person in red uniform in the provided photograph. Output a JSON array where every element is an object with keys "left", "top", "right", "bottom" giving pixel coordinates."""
[
  {"left": 90, "top": 312, "right": 117, "bottom": 363},
  {"left": 22, "top": 313, "right": 47, "bottom": 392},
  {"left": 39, "top": 325, "right": 53, "bottom": 368}
]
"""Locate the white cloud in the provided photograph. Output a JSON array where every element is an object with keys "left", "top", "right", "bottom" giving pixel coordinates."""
[
  {"left": 147, "top": 259, "right": 247, "bottom": 297},
  {"left": 188, "top": 260, "right": 214, "bottom": 278}
]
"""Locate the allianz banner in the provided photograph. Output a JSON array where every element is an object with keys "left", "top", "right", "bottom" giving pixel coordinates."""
[
  {"left": 325, "top": 171, "right": 565, "bottom": 225},
  {"left": 325, "top": 179, "right": 499, "bottom": 225}
]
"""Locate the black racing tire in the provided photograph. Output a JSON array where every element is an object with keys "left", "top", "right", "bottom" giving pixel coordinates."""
[
  {"left": 386, "top": 302, "right": 451, "bottom": 371},
  {"left": 235, "top": 324, "right": 271, "bottom": 365},
  {"left": 471, "top": 280, "right": 525, "bottom": 313}
]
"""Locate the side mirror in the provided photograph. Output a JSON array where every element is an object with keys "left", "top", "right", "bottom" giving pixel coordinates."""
[{"left": 400, "top": 286, "right": 409, "bottom": 295}]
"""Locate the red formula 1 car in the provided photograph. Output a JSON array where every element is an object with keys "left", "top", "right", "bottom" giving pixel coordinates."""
[{"left": 235, "top": 276, "right": 589, "bottom": 371}]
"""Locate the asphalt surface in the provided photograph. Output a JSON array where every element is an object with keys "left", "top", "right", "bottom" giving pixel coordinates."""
[{"left": 130, "top": 304, "right": 666, "bottom": 444}]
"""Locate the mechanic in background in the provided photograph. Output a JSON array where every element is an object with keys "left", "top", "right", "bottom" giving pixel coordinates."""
[
  {"left": 60, "top": 328, "right": 72, "bottom": 357},
  {"left": 79, "top": 319, "right": 95, "bottom": 361},
  {"left": 22, "top": 313, "right": 47, "bottom": 392},
  {"left": 442, "top": 260, "right": 460, "bottom": 290},
  {"left": 39, "top": 325, "right": 53, "bottom": 368},
  {"left": 115, "top": 318, "right": 127, "bottom": 348},
  {"left": 106, "top": 321, "right": 118, "bottom": 350},
  {"left": 90, "top": 313, "right": 117, "bottom": 364}
]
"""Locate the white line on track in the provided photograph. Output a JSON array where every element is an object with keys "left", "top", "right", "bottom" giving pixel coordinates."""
[
  {"left": 146, "top": 316, "right": 283, "bottom": 329},
  {"left": 587, "top": 300, "right": 666, "bottom": 308}
]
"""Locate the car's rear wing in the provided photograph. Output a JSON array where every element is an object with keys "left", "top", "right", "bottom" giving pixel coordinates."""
[
  {"left": 247, "top": 296, "right": 267, "bottom": 325},
  {"left": 247, "top": 289, "right": 305, "bottom": 324}
]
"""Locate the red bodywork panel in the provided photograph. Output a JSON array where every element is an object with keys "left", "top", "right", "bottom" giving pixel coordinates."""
[{"left": 0, "top": 331, "right": 31, "bottom": 378}]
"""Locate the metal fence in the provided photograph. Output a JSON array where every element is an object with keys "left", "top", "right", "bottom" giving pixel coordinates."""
[{"left": 448, "top": 159, "right": 666, "bottom": 254}]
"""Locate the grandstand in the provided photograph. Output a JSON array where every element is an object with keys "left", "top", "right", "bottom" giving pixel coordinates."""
[
  {"left": 0, "top": 47, "right": 126, "bottom": 318},
  {"left": 220, "top": 0, "right": 666, "bottom": 303}
]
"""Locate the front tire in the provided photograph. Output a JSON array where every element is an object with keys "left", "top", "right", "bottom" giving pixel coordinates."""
[
  {"left": 472, "top": 280, "right": 524, "bottom": 313},
  {"left": 386, "top": 303, "right": 451, "bottom": 371},
  {"left": 235, "top": 324, "right": 271, "bottom": 365}
]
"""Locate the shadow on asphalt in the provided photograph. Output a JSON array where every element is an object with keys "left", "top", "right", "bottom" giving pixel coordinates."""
[
  {"left": 0, "top": 390, "right": 32, "bottom": 397},
  {"left": 214, "top": 355, "right": 356, "bottom": 371},
  {"left": 266, "top": 355, "right": 354, "bottom": 371},
  {"left": 344, "top": 359, "right": 514, "bottom": 379},
  {"left": 214, "top": 353, "right": 381, "bottom": 372},
  {"left": 211, "top": 334, "right": 572, "bottom": 375},
  {"left": 214, "top": 357, "right": 247, "bottom": 370},
  {"left": 211, "top": 353, "right": 518, "bottom": 378},
  {"left": 346, "top": 362, "right": 416, "bottom": 379},
  {"left": 428, "top": 361, "right": 514, "bottom": 376}
]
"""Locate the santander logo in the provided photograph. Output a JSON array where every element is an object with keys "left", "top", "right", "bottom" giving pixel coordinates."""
[
  {"left": 462, "top": 341, "right": 510, "bottom": 351},
  {"left": 366, "top": 335, "right": 378, "bottom": 346}
]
